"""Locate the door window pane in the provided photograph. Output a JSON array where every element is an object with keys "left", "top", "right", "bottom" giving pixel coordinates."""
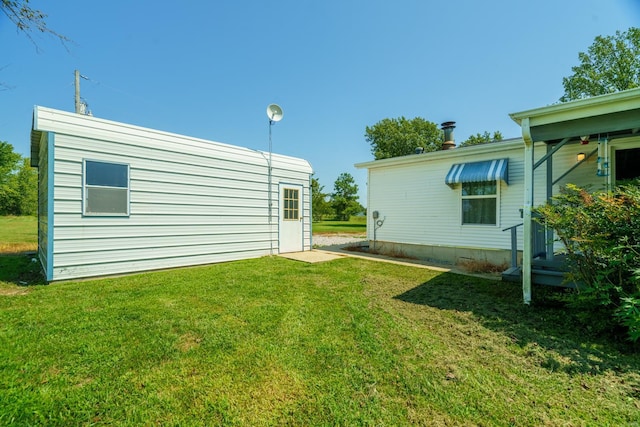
[{"left": 283, "top": 188, "right": 299, "bottom": 220}]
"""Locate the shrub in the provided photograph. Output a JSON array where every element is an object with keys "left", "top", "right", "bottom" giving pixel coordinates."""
[{"left": 534, "top": 183, "right": 640, "bottom": 342}]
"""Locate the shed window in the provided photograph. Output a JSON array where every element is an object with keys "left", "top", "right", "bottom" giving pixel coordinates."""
[
  {"left": 83, "top": 160, "right": 130, "bottom": 216},
  {"left": 283, "top": 188, "right": 299, "bottom": 220},
  {"left": 461, "top": 181, "right": 497, "bottom": 225}
]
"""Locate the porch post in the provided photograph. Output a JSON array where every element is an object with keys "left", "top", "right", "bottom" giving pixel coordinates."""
[{"left": 521, "top": 118, "right": 534, "bottom": 304}]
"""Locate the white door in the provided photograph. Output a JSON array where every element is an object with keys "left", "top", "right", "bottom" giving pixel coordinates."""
[{"left": 278, "top": 184, "right": 303, "bottom": 253}]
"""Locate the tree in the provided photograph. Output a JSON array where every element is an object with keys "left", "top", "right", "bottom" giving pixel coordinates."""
[
  {"left": 14, "top": 157, "right": 37, "bottom": 215},
  {"left": 365, "top": 117, "right": 443, "bottom": 160},
  {"left": 0, "top": 141, "right": 21, "bottom": 182},
  {"left": 0, "top": 142, "right": 37, "bottom": 216},
  {"left": 311, "top": 174, "right": 331, "bottom": 222},
  {"left": 331, "top": 172, "right": 361, "bottom": 221},
  {"left": 1, "top": 0, "right": 70, "bottom": 49},
  {"left": 458, "top": 131, "right": 503, "bottom": 148},
  {"left": 560, "top": 27, "right": 640, "bottom": 102}
]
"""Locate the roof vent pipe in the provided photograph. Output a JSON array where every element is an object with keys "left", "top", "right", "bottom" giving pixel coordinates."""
[{"left": 441, "top": 121, "right": 456, "bottom": 150}]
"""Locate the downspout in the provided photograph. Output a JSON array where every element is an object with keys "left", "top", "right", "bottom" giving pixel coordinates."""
[{"left": 521, "top": 118, "right": 533, "bottom": 305}]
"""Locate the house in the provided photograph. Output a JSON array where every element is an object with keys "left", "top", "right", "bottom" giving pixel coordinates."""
[
  {"left": 355, "top": 88, "right": 640, "bottom": 303},
  {"left": 30, "top": 106, "right": 313, "bottom": 282}
]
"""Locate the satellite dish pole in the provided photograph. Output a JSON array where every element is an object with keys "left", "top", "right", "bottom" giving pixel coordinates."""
[{"left": 266, "top": 104, "right": 283, "bottom": 255}]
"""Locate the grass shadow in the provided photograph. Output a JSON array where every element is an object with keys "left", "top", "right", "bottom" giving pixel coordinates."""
[
  {"left": 394, "top": 273, "right": 640, "bottom": 375},
  {"left": 0, "top": 253, "right": 46, "bottom": 286}
]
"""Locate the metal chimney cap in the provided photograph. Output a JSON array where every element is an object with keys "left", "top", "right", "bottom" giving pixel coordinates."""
[{"left": 441, "top": 121, "right": 456, "bottom": 128}]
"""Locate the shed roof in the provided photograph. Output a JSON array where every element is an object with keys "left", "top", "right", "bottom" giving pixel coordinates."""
[{"left": 30, "top": 106, "right": 313, "bottom": 174}]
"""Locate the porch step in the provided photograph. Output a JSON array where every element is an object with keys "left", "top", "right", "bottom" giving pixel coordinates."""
[
  {"left": 501, "top": 266, "right": 579, "bottom": 288},
  {"left": 502, "top": 266, "right": 522, "bottom": 283},
  {"left": 533, "top": 258, "right": 569, "bottom": 270},
  {"left": 531, "top": 268, "right": 570, "bottom": 287}
]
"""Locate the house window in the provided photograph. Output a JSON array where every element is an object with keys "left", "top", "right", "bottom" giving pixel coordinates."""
[
  {"left": 461, "top": 181, "right": 497, "bottom": 225},
  {"left": 83, "top": 160, "right": 130, "bottom": 216},
  {"left": 283, "top": 188, "right": 299, "bottom": 220}
]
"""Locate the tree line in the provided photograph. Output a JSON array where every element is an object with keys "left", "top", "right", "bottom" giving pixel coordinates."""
[
  {"left": 311, "top": 172, "right": 363, "bottom": 222},
  {"left": 0, "top": 142, "right": 37, "bottom": 216}
]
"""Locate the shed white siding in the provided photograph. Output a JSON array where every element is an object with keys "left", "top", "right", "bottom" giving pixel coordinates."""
[{"left": 31, "top": 106, "right": 312, "bottom": 281}]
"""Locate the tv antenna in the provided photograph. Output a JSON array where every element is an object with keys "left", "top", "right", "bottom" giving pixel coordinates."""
[{"left": 266, "top": 104, "right": 283, "bottom": 255}]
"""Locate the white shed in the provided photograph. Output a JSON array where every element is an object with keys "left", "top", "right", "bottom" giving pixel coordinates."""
[{"left": 30, "top": 106, "right": 313, "bottom": 282}]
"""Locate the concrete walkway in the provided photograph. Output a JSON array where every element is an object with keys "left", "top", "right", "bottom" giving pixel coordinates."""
[{"left": 279, "top": 243, "right": 502, "bottom": 281}]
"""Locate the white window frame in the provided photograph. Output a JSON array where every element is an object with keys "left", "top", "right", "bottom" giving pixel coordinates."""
[
  {"left": 83, "top": 159, "right": 130, "bottom": 217},
  {"left": 460, "top": 180, "right": 500, "bottom": 226}
]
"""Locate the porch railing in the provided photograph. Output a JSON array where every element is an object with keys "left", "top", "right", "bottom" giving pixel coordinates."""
[{"left": 502, "top": 220, "right": 547, "bottom": 270}]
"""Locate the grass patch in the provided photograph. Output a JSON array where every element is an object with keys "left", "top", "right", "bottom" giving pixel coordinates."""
[
  {"left": 313, "top": 216, "right": 366, "bottom": 234},
  {"left": 0, "top": 216, "right": 37, "bottom": 254},
  {"left": 1, "top": 256, "right": 639, "bottom": 425}
]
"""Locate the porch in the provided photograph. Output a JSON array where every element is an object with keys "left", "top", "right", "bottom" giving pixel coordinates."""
[
  {"left": 509, "top": 88, "right": 640, "bottom": 303},
  {"left": 501, "top": 220, "right": 578, "bottom": 288}
]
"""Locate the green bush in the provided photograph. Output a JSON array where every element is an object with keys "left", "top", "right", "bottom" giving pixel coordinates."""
[{"left": 535, "top": 183, "right": 640, "bottom": 342}]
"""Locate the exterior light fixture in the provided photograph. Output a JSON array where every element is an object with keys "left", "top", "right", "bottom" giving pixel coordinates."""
[{"left": 577, "top": 152, "right": 586, "bottom": 162}]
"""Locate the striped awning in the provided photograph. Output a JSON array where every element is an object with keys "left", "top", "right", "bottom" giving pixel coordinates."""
[{"left": 445, "top": 158, "right": 509, "bottom": 185}]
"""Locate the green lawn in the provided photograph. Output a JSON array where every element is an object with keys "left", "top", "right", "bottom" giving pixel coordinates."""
[
  {"left": 1, "top": 252, "right": 639, "bottom": 425},
  {"left": 312, "top": 216, "right": 366, "bottom": 234},
  {"left": 0, "top": 216, "right": 37, "bottom": 254}
]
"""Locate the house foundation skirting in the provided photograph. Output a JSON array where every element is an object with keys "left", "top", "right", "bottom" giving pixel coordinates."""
[{"left": 369, "top": 240, "right": 519, "bottom": 267}]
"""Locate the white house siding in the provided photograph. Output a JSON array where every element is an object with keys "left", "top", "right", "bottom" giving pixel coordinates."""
[
  {"left": 32, "top": 107, "right": 312, "bottom": 281},
  {"left": 358, "top": 140, "right": 550, "bottom": 264},
  {"left": 552, "top": 135, "right": 640, "bottom": 191}
]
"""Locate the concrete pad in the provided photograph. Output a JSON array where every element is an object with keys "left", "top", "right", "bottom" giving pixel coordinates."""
[{"left": 279, "top": 250, "right": 347, "bottom": 263}]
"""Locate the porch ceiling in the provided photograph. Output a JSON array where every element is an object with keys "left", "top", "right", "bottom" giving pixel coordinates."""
[{"left": 510, "top": 87, "right": 640, "bottom": 143}]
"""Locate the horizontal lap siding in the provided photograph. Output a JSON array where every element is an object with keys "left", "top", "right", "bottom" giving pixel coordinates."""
[
  {"left": 43, "top": 108, "right": 311, "bottom": 281},
  {"left": 53, "top": 249, "right": 268, "bottom": 280},
  {"left": 368, "top": 162, "right": 455, "bottom": 245},
  {"left": 367, "top": 143, "right": 549, "bottom": 252}
]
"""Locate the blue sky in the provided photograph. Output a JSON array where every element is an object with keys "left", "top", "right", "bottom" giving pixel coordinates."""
[{"left": 1, "top": 0, "right": 639, "bottom": 201}]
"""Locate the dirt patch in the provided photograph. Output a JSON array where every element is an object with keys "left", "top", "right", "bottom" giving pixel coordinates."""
[
  {"left": 0, "top": 286, "right": 32, "bottom": 296},
  {"left": 0, "top": 243, "right": 37, "bottom": 255},
  {"left": 176, "top": 332, "right": 203, "bottom": 352}
]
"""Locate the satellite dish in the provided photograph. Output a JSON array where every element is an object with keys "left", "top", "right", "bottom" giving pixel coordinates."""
[{"left": 266, "top": 104, "right": 283, "bottom": 122}]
